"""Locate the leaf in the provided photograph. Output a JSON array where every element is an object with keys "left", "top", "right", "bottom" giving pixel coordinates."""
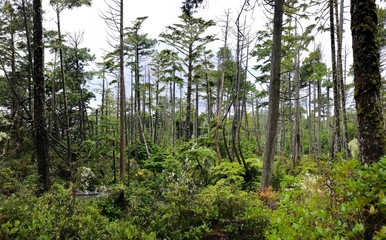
[
  {"left": 368, "top": 205, "right": 376, "bottom": 215},
  {"left": 352, "top": 223, "right": 364, "bottom": 233}
]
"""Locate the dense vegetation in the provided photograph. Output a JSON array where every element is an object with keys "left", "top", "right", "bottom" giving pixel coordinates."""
[{"left": 0, "top": 0, "right": 385, "bottom": 239}]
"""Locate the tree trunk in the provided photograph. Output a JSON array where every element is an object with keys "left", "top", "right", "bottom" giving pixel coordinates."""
[
  {"left": 214, "top": 12, "right": 229, "bottom": 160},
  {"left": 33, "top": 0, "right": 50, "bottom": 192},
  {"left": 22, "top": 0, "right": 34, "bottom": 117},
  {"left": 185, "top": 50, "right": 193, "bottom": 141},
  {"left": 260, "top": 0, "right": 284, "bottom": 191},
  {"left": 195, "top": 71, "right": 199, "bottom": 139},
  {"left": 326, "top": 85, "right": 331, "bottom": 139},
  {"left": 351, "top": 1, "right": 386, "bottom": 236},
  {"left": 119, "top": 0, "right": 125, "bottom": 183},
  {"left": 335, "top": 0, "right": 349, "bottom": 159},
  {"left": 317, "top": 78, "right": 322, "bottom": 168},
  {"left": 154, "top": 77, "right": 159, "bottom": 144},
  {"left": 330, "top": 0, "right": 341, "bottom": 160},
  {"left": 293, "top": 48, "right": 301, "bottom": 167},
  {"left": 56, "top": 9, "right": 72, "bottom": 165},
  {"left": 308, "top": 82, "right": 313, "bottom": 155},
  {"left": 351, "top": 0, "right": 386, "bottom": 163}
]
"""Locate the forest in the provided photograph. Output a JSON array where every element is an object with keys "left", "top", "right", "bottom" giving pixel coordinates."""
[{"left": 0, "top": 0, "right": 385, "bottom": 239}]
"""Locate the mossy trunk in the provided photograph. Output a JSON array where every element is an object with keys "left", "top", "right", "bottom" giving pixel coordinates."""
[
  {"left": 351, "top": 1, "right": 386, "bottom": 237},
  {"left": 33, "top": 0, "right": 50, "bottom": 192},
  {"left": 351, "top": 0, "right": 386, "bottom": 164}
]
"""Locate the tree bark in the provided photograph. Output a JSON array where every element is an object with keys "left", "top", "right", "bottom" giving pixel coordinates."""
[
  {"left": 22, "top": 0, "right": 34, "bottom": 117},
  {"left": 119, "top": 0, "right": 125, "bottom": 183},
  {"left": 351, "top": 0, "right": 386, "bottom": 164},
  {"left": 55, "top": 8, "right": 72, "bottom": 164},
  {"left": 260, "top": 0, "right": 284, "bottom": 191},
  {"left": 330, "top": 0, "right": 341, "bottom": 160},
  {"left": 293, "top": 49, "right": 301, "bottom": 167},
  {"left": 335, "top": 0, "right": 349, "bottom": 159},
  {"left": 185, "top": 50, "right": 193, "bottom": 141},
  {"left": 214, "top": 12, "right": 229, "bottom": 161},
  {"left": 308, "top": 82, "right": 313, "bottom": 155},
  {"left": 33, "top": 0, "right": 50, "bottom": 192}
]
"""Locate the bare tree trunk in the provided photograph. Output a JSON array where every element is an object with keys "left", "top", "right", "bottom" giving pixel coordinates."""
[
  {"left": 293, "top": 47, "right": 301, "bottom": 167},
  {"left": 243, "top": 40, "right": 250, "bottom": 141},
  {"left": 55, "top": 9, "right": 72, "bottom": 165},
  {"left": 308, "top": 82, "right": 313, "bottom": 155},
  {"left": 255, "top": 99, "right": 262, "bottom": 156},
  {"left": 330, "top": 0, "right": 341, "bottom": 160},
  {"left": 335, "top": 0, "right": 349, "bottom": 159},
  {"left": 185, "top": 53, "right": 193, "bottom": 141},
  {"left": 214, "top": 10, "right": 230, "bottom": 161},
  {"left": 119, "top": 0, "right": 125, "bottom": 183},
  {"left": 154, "top": 76, "right": 159, "bottom": 144},
  {"left": 195, "top": 72, "right": 199, "bottom": 139},
  {"left": 261, "top": 0, "right": 284, "bottom": 191},
  {"left": 33, "top": 0, "right": 50, "bottom": 192},
  {"left": 22, "top": 0, "right": 34, "bottom": 117},
  {"left": 326, "top": 85, "right": 331, "bottom": 139},
  {"left": 317, "top": 77, "right": 322, "bottom": 168},
  {"left": 204, "top": 54, "right": 212, "bottom": 136}
]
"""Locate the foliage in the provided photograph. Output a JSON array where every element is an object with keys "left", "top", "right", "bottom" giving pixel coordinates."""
[
  {"left": 0, "top": 184, "right": 154, "bottom": 239},
  {"left": 266, "top": 157, "right": 386, "bottom": 239}
]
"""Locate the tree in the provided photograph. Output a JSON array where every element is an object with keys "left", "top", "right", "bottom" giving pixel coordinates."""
[
  {"left": 100, "top": 0, "right": 126, "bottom": 183},
  {"left": 329, "top": 0, "right": 341, "bottom": 160},
  {"left": 0, "top": 0, "right": 33, "bottom": 158},
  {"left": 150, "top": 49, "right": 183, "bottom": 146},
  {"left": 160, "top": 14, "right": 215, "bottom": 141},
  {"left": 301, "top": 47, "right": 328, "bottom": 165},
  {"left": 64, "top": 33, "right": 95, "bottom": 144},
  {"left": 181, "top": 0, "right": 203, "bottom": 16},
  {"left": 214, "top": 10, "right": 231, "bottom": 161},
  {"left": 125, "top": 16, "right": 156, "bottom": 160},
  {"left": 351, "top": 1, "right": 386, "bottom": 236},
  {"left": 335, "top": 0, "right": 349, "bottom": 159},
  {"left": 33, "top": 0, "right": 50, "bottom": 191},
  {"left": 260, "top": 0, "right": 284, "bottom": 191},
  {"left": 49, "top": 0, "right": 92, "bottom": 166},
  {"left": 351, "top": 1, "right": 386, "bottom": 163}
]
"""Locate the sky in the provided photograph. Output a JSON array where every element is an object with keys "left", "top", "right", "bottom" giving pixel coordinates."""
[
  {"left": 40, "top": 0, "right": 364, "bottom": 110},
  {"left": 42, "top": 0, "right": 268, "bottom": 108},
  {"left": 43, "top": 0, "right": 264, "bottom": 62}
]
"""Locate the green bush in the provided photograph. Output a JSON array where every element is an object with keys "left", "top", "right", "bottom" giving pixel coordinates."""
[
  {"left": 0, "top": 184, "right": 153, "bottom": 239},
  {"left": 265, "top": 157, "right": 386, "bottom": 239}
]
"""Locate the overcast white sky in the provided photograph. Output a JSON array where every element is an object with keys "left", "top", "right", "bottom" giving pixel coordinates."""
[
  {"left": 40, "top": 0, "right": 367, "bottom": 110},
  {"left": 43, "top": 0, "right": 263, "bottom": 62},
  {"left": 42, "top": 0, "right": 268, "bottom": 108}
]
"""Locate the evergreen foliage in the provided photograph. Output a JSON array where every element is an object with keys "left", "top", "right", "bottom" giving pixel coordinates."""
[{"left": 0, "top": 0, "right": 385, "bottom": 238}]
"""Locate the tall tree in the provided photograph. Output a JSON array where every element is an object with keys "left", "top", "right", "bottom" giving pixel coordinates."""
[
  {"left": 329, "top": 0, "right": 341, "bottom": 160},
  {"left": 0, "top": 1, "right": 32, "bottom": 158},
  {"left": 352, "top": 1, "right": 386, "bottom": 237},
  {"left": 118, "top": 0, "right": 125, "bottom": 183},
  {"left": 33, "top": 0, "right": 50, "bottom": 191},
  {"left": 335, "top": 0, "right": 349, "bottom": 159},
  {"left": 126, "top": 16, "right": 156, "bottom": 160},
  {"left": 260, "top": 0, "right": 284, "bottom": 191},
  {"left": 65, "top": 33, "right": 95, "bottom": 144},
  {"left": 49, "top": 0, "right": 91, "bottom": 165},
  {"left": 160, "top": 14, "right": 215, "bottom": 141},
  {"left": 101, "top": 0, "right": 125, "bottom": 183},
  {"left": 214, "top": 10, "right": 230, "bottom": 161},
  {"left": 351, "top": 0, "right": 386, "bottom": 163}
]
